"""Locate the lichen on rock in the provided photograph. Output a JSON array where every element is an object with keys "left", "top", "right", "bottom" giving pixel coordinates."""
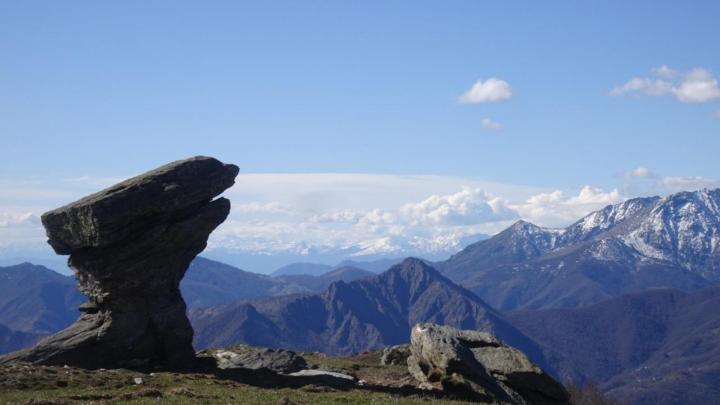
[{"left": 407, "top": 323, "right": 570, "bottom": 405}]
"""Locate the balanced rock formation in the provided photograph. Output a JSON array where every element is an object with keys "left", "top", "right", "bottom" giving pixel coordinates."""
[
  {"left": 407, "top": 323, "right": 569, "bottom": 405},
  {"left": 0, "top": 156, "right": 238, "bottom": 370}
]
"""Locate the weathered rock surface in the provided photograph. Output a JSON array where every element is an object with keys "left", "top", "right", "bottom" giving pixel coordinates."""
[
  {"left": 407, "top": 323, "right": 569, "bottom": 405},
  {"left": 208, "top": 345, "right": 307, "bottom": 374},
  {"left": 380, "top": 344, "right": 411, "bottom": 366},
  {"left": 0, "top": 156, "right": 238, "bottom": 370}
]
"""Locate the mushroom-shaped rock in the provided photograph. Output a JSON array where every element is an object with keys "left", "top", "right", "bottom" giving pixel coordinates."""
[
  {"left": 407, "top": 323, "right": 570, "bottom": 405},
  {"left": 0, "top": 156, "right": 238, "bottom": 370}
]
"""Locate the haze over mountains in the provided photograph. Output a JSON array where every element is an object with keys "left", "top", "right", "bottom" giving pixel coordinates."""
[{"left": 2, "top": 188, "right": 720, "bottom": 403}]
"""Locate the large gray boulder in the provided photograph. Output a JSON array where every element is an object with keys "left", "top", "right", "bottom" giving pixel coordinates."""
[
  {"left": 0, "top": 156, "right": 238, "bottom": 370},
  {"left": 407, "top": 323, "right": 569, "bottom": 405}
]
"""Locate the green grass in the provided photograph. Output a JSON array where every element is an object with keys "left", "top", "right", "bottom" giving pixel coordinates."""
[{"left": 0, "top": 363, "right": 477, "bottom": 405}]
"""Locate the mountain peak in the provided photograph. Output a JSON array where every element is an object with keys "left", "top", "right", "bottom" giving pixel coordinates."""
[
  {"left": 192, "top": 255, "right": 541, "bottom": 362},
  {"left": 382, "top": 257, "right": 441, "bottom": 283},
  {"left": 396, "top": 257, "right": 432, "bottom": 270},
  {"left": 510, "top": 219, "right": 536, "bottom": 228}
]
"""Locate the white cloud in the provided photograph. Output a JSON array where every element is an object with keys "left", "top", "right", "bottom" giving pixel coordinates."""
[
  {"left": 399, "top": 187, "right": 517, "bottom": 227},
  {"left": 610, "top": 66, "right": 720, "bottom": 103},
  {"left": 625, "top": 166, "right": 656, "bottom": 179},
  {"left": 233, "top": 202, "right": 289, "bottom": 215},
  {"left": 0, "top": 209, "right": 45, "bottom": 249},
  {"left": 2, "top": 171, "right": 717, "bottom": 264},
  {"left": 308, "top": 210, "right": 363, "bottom": 224},
  {"left": 512, "top": 186, "right": 623, "bottom": 228},
  {"left": 208, "top": 185, "right": 524, "bottom": 259},
  {"left": 0, "top": 211, "right": 38, "bottom": 228},
  {"left": 458, "top": 78, "right": 512, "bottom": 103},
  {"left": 620, "top": 165, "right": 720, "bottom": 195},
  {"left": 609, "top": 77, "right": 674, "bottom": 97},
  {"left": 481, "top": 118, "right": 504, "bottom": 130},
  {"left": 651, "top": 65, "right": 678, "bottom": 79},
  {"left": 661, "top": 176, "right": 720, "bottom": 194},
  {"left": 565, "top": 186, "right": 622, "bottom": 205},
  {"left": 674, "top": 68, "right": 720, "bottom": 103}
]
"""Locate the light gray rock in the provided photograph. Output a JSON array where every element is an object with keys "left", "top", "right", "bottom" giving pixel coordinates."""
[
  {"left": 288, "top": 369, "right": 355, "bottom": 380},
  {"left": 209, "top": 345, "right": 307, "bottom": 374},
  {"left": 407, "top": 323, "right": 570, "bottom": 405},
  {"left": 380, "top": 344, "right": 411, "bottom": 366},
  {"left": 0, "top": 157, "right": 238, "bottom": 370},
  {"left": 288, "top": 369, "right": 356, "bottom": 387}
]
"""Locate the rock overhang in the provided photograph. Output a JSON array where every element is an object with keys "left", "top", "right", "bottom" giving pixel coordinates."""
[{"left": 40, "top": 156, "right": 239, "bottom": 254}]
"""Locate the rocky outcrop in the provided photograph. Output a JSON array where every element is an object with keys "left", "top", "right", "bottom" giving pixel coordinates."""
[
  {"left": 208, "top": 345, "right": 307, "bottom": 374},
  {"left": 380, "top": 344, "right": 411, "bottom": 366},
  {"left": 407, "top": 323, "right": 569, "bottom": 405},
  {"left": 0, "top": 156, "right": 238, "bottom": 370}
]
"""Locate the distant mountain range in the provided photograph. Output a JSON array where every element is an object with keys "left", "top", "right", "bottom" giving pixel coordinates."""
[
  {"left": 0, "top": 324, "right": 41, "bottom": 355},
  {"left": 183, "top": 257, "right": 377, "bottom": 308},
  {"left": 2, "top": 188, "right": 720, "bottom": 403},
  {"left": 507, "top": 285, "right": 720, "bottom": 404},
  {"left": 190, "top": 258, "right": 546, "bottom": 364},
  {"left": 0, "top": 258, "right": 381, "bottom": 341},
  {"left": 0, "top": 263, "right": 84, "bottom": 354},
  {"left": 202, "top": 234, "right": 488, "bottom": 274},
  {"left": 270, "top": 262, "right": 334, "bottom": 277},
  {"left": 270, "top": 258, "right": 402, "bottom": 276},
  {"left": 0, "top": 263, "right": 84, "bottom": 335},
  {"left": 273, "top": 267, "right": 375, "bottom": 292},
  {"left": 438, "top": 189, "right": 720, "bottom": 310}
]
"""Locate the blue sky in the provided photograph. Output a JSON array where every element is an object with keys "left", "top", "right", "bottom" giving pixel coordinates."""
[{"left": 2, "top": 1, "right": 720, "bottom": 272}]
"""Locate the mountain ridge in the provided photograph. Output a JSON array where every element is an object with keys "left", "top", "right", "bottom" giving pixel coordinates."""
[
  {"left": 439, "top": 188, "right": 720, "bottom": 310},
  {"left": 190, "top": 258, "right": 547, "bottom": 369},
  {"left": 0, "top": 263, "right": 84, "bottom": 334},
  {"left": 507, "top": 284, "right": 720, "bottom": 404}
]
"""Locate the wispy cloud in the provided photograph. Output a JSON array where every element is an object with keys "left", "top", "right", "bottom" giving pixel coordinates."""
[
  {"left": 610, "top": 66, "right": 720, "bottom": 103},
  {"left": 624, "top": 166, "right": 656, "bottom": 179},
  {"left": 458, "top": 78, "right": 512, "bottom": 103},
  {"left": 660, "top": 176, "right": 720, "bottom": 194},
  {"left": 651, "top": 64, "right": 678, "bottom": 79},
  {"left": 481, "top": 118, "right": 504, "bottom": 130},
  {"left": 621, "top": 165, "right": 720, "bottom": 195}
]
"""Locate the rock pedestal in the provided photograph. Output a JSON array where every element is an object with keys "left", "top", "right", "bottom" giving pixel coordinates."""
[
  {"left": 0, "top": 156, "right": 238, "bottom": 370},
  {"left": 407, "top": 323, "right": 570, "bottom": 405}
]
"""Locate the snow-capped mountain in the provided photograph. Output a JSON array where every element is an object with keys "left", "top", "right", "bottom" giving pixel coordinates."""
[
  {"left": 619, "top": 189, "right": 720, "bottom": 277},
  {"left": 440, "top": 188, "right": 720, "bottom": 310},
  {"left": 558, "top": 189, "right": 720, "bottom": 277}
]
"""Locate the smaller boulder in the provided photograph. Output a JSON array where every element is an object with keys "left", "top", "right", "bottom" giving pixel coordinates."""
[
  {"left": 407, "top": 323, "right": 570, "bottom": 405},
  {"left": 288, "top": 369, "right": 356, "bottom": 387},
  {"left": 208, "top": 345, "right": 307, "bottom": 374},
  {"left": 380, "top": 344, "right": 411, "bottom": 366}
]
